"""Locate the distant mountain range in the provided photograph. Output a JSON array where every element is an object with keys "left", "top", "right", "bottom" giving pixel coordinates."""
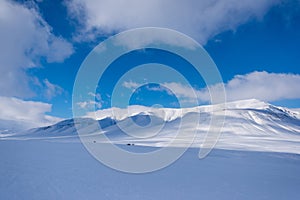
[{"left": 2, "top": 99, "right": 300, "bottom": 154}]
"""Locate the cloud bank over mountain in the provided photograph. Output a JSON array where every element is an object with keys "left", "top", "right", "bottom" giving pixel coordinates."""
[{"left": 123, "top": 71, "right": 300, "bottom": 105}]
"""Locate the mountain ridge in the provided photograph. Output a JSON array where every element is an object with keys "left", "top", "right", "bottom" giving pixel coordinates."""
[{"left": 2, "top": 99, "right": 300, "bottom": 155}]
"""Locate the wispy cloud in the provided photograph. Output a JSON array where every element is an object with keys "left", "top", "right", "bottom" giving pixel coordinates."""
[
  {"left": 145, "top": 84, "right": 173, "bottom": 96},
  {"left": 77, "top": 101, "right": 102, "bottom": 109},
  {"left": 122, "top": 81, "right": 142, "bottom": 91},
  {"left": 122, "top": 80, "right": 203, "bottom": 106},
  {"left": 43, "top": 79, "right": 64, "bottom": 100},
  {"left": 66, "top": 0, "right": 280, "bottom": 44},
  {"left": 88, "top": 92, "right": 102, "bottom": 101},
  {"left": 77, "top": 92, "right": 103, "bottom": 109}
]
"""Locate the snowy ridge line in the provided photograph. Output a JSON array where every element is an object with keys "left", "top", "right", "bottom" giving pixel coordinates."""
[
  {"left": 1, "top": 99, "right": 300, "bottom": 155},
  {"left": 86, "top": 99, "right": 300, "bottom": 122}
]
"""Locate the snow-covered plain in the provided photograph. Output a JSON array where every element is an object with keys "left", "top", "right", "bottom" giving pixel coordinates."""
[
  {"left": 1, "top": 140, "right": 300, "bottom": 199},
  {"left": 1, "top": 99, "right": 300, "bottom": 199}
]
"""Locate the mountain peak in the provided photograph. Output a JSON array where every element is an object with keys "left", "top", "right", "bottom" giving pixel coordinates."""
[
  {"left": 224, "top": 99, "right": 269, "bottom": 109},
  {"left": 85, "top": 99, "right": 271, "bottom": 121}
]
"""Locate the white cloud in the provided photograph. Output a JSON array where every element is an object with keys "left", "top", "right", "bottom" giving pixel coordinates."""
[
  {"left": 43, "top": 79, "right": 64, "bottom": 100},
  {"left": 66, "top": 0, "right": 280, "bottom": 44},
  {"left": 0, "top": 0, "right": 73, "bottom": 98},
  {"left": 291, "top": 108, "right": 300, "bottom": 113},
  {"left": 122, "top": 71, "right": 300, "bottom": 106},
  {"left": 88, "top": 92, "right": 102, "bottom": 101},
  {"left": 77, "top": 92, "right": 103, "bottom": 109},
  {"left": 77, "top": 101, "right": 102, "bottom": 109},
  {"left": 162, "top": 82, "right": 202, "bottom": 100},
  {"left": 145, "top": 84, "right": 173, "bottom": 96},
  {"left": 169, "top": 71, "right": 300, "bottom": 103},
  {"left": 224, "top": 71, "right": 300, "bottom": 102},
  {"left": 122, "top": 81, "right": 202, "bottom": 106},
  {"left": 0, "top": 96, "right": 62, "bottom": 129},
  {"left": 111, "top": 28, "right": 198, "bottom": 50},
  {"left": 122, "top": 81, "right": 142, "bottom": 91}
]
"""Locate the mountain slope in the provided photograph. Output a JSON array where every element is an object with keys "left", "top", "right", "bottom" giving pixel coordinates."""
[{"left": 3, "top": 99, "right": 300, "bottom": 154}]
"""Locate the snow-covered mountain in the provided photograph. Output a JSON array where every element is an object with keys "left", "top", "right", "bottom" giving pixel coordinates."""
[
  {"left": 3, "top": 99, "right": 300, "bottom": 154},
  {"left": 0, "top": 119, "right": 50, "bottom": 137}
]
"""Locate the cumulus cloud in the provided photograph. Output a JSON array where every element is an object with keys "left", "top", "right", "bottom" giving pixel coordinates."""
[
  {"left": 0, "top": 96, "right": 62, "bottom": 129},
  {"left": 224, "top": 71, "right": 300, "bottom": 102},
  {"left": 122, "top": 71, "right": 300, "bottom": 105},
  {"left": 0, "top": 0, "right": 73, "bottom": 98},
  {"left": 66, "top": 0, "right": 280, "bottom": 43}
]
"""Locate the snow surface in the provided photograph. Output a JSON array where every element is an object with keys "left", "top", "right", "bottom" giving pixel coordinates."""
[
  {"left": 0, "top": 140, "right": 300, "bottom": 200},
  {"left": 1, "top": 99, "right": 300, "bottom": 199}
]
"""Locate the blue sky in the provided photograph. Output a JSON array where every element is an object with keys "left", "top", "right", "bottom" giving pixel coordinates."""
[{"left": 0, "top": 0, "right": 300, "bottom": 126}]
